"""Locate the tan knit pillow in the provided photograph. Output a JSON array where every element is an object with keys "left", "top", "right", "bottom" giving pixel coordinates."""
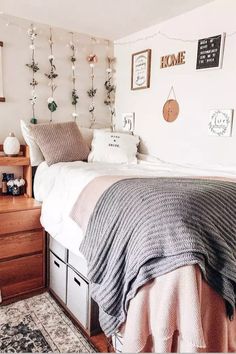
[{"left": 30, "top": 122, "right": 90, "bottom": 166}]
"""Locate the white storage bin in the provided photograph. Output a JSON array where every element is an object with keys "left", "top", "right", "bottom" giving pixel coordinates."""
[
  {"left": 49, "top": 235, "right": 67, "bottom": 262},
  {"left": 67, "top": 267, "right": 89, "bottom": 329},
  {"left": 49, "top": 252, "right": 67, "bottom": 303},
  {"left": 68, "top": 251, "right": 88, "bottom": 278}
]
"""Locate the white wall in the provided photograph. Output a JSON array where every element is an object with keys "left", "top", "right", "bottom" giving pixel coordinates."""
[
  {"left": 0, "top": 15, "right": 112, "bottom": 178},
  {"left": 115, "top": 0, "right": 236, "bottom": 167}
]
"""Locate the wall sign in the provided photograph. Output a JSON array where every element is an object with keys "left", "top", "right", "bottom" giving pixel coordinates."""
[
  {"left": 131, "top": 49, "right": 151, "bottom": 90},
  {"left": 196, "top": 33, "right": 225, "bottom": 70},
  {"left": 160, "top": 51, "right": 185, "bottom": 69},
  {"left": 0, "top": 42, "right": 5, "bottom": 102},
  {"left": 163, "top": 86, "right": 180, "bottom": 122},
  {"left": 208, "top": 109, "right": 233, "bottom": 137}
]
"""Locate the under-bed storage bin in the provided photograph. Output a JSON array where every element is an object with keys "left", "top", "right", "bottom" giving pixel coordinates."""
[
  {"left": 67, "top": 267, "right": 89, "bottom": 329},
  {"left": 49, "top": 235, "right": 67, "bottom": 263},
  {"left": 49, "top": 252, "right": 67, "bottom": 303},
  {"left": 68, "top": 251, "right": 88, "bottom": 278}
]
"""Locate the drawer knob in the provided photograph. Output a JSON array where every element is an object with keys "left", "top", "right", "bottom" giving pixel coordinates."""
[
  {"left": 74, "top": 277, "right": 81, "bottom": 286},
  {"left": 54, "top": 260, "right": 60, "bottom": 268}
]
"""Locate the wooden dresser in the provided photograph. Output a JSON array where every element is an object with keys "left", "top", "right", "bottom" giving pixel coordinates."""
[
  {"left": 0, "top": 196, "right": 46, "bottom": 303},
  {"left": 0, "top": 145, "right": 46, "bottom": 304}
]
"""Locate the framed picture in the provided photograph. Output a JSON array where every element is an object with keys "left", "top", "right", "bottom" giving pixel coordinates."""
[
  {"left": 208, "top": 109, "right": 234, "bottom": 137},
  {"left": 131, "top": 49, "right": 151, "bottom": 90},
  {"left": 122, "top": 112, "right": 135, "bottom": 133},
  {"left": 196, "top": 33, "right": 226, "bottom": 70},
  {"left": 0, "top": 42, "right": 5, "bottom": 102}
]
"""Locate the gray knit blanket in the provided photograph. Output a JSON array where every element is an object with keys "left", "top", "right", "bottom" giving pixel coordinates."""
[{"left": 80, "top": 177, "right": 236, "bottom": 336}]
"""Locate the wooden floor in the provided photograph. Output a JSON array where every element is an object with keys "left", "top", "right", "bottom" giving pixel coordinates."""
[{"left": 90, "top": 332, "right": 113, "bottom": 352}]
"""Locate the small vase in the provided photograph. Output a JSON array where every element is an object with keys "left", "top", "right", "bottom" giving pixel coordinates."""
[
  {"left": 12, "top": 185, "right": 20, "bottom": 196},
  {"left": 3, "top": 133, "right": 20, "bottom": 156}
]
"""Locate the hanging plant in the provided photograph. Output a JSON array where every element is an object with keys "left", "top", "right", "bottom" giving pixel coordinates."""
[
  {"left": 86, "top": 41, "right": 98, "bottom": 128},
  {"left": 69, "top": 35, "right": 79, "bottom": 120},
  {"left": 45, "top": 28, "right": 58, "bottom": 121},
  {"left": 104, "top": 55, "right": 116, "bottom": 131},
  {"left": 26, "top": 24, "right": 39, "bottom": 124}
]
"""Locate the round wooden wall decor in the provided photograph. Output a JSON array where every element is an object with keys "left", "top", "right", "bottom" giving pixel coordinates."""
[{"left": 163, "top": 99, "right": 179, "bottom": 122}]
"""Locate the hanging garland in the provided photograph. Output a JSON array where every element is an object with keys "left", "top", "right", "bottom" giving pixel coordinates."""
[
  {"left": 26, "top": 24, "right": 39, "bottom": 124},
  {"left": 45, "top": 27, "right": 58, "bottom": 121},
  {"left": 69, "top": 33, "right": 79, "bottom": 121},
  {"left": 87, "top": 38, "right": 98, "bottom": 127},
  {"left": 104, "top": 55, "right": 116, "bottom": 131}
]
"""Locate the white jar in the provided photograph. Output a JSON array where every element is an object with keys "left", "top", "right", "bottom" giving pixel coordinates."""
[{"left": 3, "top": 133, "right": 20, "bottom": 156}]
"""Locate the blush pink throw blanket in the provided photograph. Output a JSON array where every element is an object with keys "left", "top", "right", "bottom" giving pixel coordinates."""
[
  {"left": 71, "top": 175, "right": 236, "bottom": 353},
  {"left": 119, "top": 265, "right": 236, "bottom": 353}
]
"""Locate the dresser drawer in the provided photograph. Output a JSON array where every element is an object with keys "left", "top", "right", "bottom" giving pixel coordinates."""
[
  {"left": 0, "top": 208, "right": 42, "bottom": 235},
  {"left": 67, "top": 267, "right": 89, "bottom": 329},
  {"left": 0, "top": 254, "right": 44, "bottom": 300},
  {"left": 49, "top": 252, "right": 67, "bottom": 303},
  {"left": 0, "top": 230, "right": 44, "bottom": 261}
]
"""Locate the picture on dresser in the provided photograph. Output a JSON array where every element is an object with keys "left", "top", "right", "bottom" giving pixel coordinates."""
[
  {"left": 0, "top": 42, "right": 5, "bottom": 102},
  {"left": 131, "top": 49, "right": 151, "bottom": 90}
]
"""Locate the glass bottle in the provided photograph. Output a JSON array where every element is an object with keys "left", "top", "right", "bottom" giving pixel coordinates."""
[{"left": 2, "top": 173, "right": 8, "bottom": 195}]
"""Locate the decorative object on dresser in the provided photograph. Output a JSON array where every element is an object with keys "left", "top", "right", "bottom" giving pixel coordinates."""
[
  {"left": 0, "top": 196, "right": 46, "bottom": 303},
  {"left": 3, "top": 133, "right": 20, "bottom": 156},
  {"left": 0, "top": 41, "right": 5, "bottom": 102},
  {"left": 208, "top": 109, "right": 234, "bottom": 137},
  {"left": 48, "top": 236, "right": 101, "bottom": 338},
  {"left": 196, "top": 33, "right": 226, "bottom": 70},
  {"left": 0, "top": 144, "right": 32, "bottom": 197},
  {"left": 160, "top": 51, "right": 186, "bottom": 69},
  {"left": 131, "top": 49, "right": 151, "bottom": 90},
  {"left": 163, "top": 86, "right": 180, "bottom": 122}
]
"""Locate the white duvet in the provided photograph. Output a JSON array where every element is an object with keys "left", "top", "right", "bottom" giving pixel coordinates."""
[{"left": 34, "top": 156, "right": 236, "bottom": 256}]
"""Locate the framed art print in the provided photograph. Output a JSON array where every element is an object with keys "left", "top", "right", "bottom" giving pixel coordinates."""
[
  {"left": 0, "top": 42, "right": 5, "bottom": 102},
  {"left": 208, "top": 109, "right": 233, "bottom": 137},
  {"left": 131, "top": 49, "right": 151, "bottom": 90}
]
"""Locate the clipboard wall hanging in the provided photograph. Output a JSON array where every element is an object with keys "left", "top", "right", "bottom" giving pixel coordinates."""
[{"left": 163, "top": 86, "right": 179, "bottom": 122}]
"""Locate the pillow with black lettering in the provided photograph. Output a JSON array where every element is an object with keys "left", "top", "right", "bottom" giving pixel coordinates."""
[{"left": 88, "top": 130, "right": 139, "bottom": 164}]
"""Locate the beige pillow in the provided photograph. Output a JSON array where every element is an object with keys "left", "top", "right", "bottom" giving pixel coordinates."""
[{"left": 30, "top": 121, "right": 90, "bottom": 166}]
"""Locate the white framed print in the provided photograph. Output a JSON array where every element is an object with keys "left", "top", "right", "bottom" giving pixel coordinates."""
[
  {"left": 122, "top": 112, "right": 135, "bottom": 133},
  {"left": 0, "top": 41, "right": 5, "bottom": 102},
  {"left": 208, "top": 109, "right": 234, "bottom": 137},
  {"left": 131, "top": 49, "right": 151, "bottom": 90}
]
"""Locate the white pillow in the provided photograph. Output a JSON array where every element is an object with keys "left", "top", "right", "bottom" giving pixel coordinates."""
[
  {"left": 88, "top": 130, "right": 140, "bottom": 164},
  {"left": 20, "top": 120, "right": 44, "bottom": 166}
]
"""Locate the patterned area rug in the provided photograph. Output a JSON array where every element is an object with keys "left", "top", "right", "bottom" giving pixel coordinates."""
[{"left": 0, "top": 292, "right": 97, "bottom": 353}]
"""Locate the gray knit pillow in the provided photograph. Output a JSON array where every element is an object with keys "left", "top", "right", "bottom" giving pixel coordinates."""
[{"left": 30, "top": 122, "right": 90, "bottom": 166}]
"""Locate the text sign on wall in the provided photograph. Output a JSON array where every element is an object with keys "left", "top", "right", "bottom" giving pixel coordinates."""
[
  {"left": 196, "top": 33, "right": 225, "bottom": 70},
  {"left": 160, "top": 51, "right": 186, "bottom": 69}
]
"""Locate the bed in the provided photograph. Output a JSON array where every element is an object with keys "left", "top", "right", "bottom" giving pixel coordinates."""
[{"left": 34, "top": 156, "right": 236, "bottom": 353}]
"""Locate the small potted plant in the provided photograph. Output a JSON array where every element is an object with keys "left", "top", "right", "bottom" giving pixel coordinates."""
[{"left": 7, "top": 178, "right": 26, "bottom": 196}]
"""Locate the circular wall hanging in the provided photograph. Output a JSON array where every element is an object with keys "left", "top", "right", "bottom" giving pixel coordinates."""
[
  {"left": 163, "top": 86, "right": 180, "bottom": 122},
  {"left": 163, "top": 99, "right": 179, "bottom": 122}
]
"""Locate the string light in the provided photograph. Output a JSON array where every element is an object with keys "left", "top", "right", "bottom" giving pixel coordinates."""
[{"left": 1, "top": 12, "right": 236, "bottom": 46}]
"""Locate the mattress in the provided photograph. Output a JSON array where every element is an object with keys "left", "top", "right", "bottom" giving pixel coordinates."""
[{"left": 34, "top": 157, "right": 236, "bottom": 256}]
